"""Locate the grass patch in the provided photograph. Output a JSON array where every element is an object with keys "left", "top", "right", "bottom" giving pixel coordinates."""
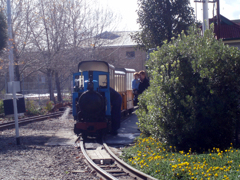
[{"left": 121, "top": 136, "right": 240, "bottom": 180}]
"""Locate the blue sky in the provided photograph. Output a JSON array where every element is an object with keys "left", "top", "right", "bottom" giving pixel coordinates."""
[{"left": 97, "top": 0, "right": 240, "bottom": 31}]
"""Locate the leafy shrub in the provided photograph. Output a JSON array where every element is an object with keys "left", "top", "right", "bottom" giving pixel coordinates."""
[
  {"left": 0, "top": 100, "right": 4, "bottom": 114},
  {"left": 62, "top": 92, "right": 71, "bottom": 103},
  {"left": 25, "top": 100, "right": 43, "bottom": 116},
  {"left": 137, "top": 25, "right": 240, "bottom": 151},
  {"left": 45, "top": 101, "right": 54, "bottom": 112}
]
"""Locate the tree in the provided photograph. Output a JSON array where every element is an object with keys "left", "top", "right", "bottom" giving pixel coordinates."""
[
  {"left": 0, "top": 9, "right": 7, "bottom": 91},
  {"left": 0, "top": 10, "right": 7, "bottom": 53},
  {"left": 137, "top": 26, "right": 240, "bottom": 151},
  {"left": 0, "top": 0, "right": 120, "bottom": 101},
  {"left": 54, "top": 0, "right": 119, "bottom": 102},
  {"left": 0, "top": 0, "right": 40, "bottom": 84},
  {"left": 29, "top": 0, "right": 119, "bottom": 102},
  {"left": 132, "top": 0, "right": 195, "bottom": 50}
]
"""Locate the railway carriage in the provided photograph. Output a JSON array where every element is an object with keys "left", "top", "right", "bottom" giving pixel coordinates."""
[
  {"left": 72, "top": 60, "right": 135, "bottom": 138},
  {"left": 116, "top": 68, "right": 135, "bottom": 113},
  {"left": 114, "top": 70, "right": 126, "bottom": 112},
  {"left": 115, "top": 68, "right": 135, "bottom": 115}
]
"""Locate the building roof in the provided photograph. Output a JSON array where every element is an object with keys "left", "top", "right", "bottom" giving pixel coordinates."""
[
  {"left": 209, "top": 15, "right": 240, "bottom": 40},
  {"left": 232, "top": 19, "right": 240, "bottom": 26},
  {"left": 95, "top": 31, "right": 120, "bottom": 40},
  {"left": 95, "top": 31, "right": 138, "bottom": 47}
]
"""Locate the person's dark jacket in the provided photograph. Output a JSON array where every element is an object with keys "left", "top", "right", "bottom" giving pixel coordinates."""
[
  {"left": 110, "top": 87, "right": 122, "bottom": 105},
  {"left": 138, "top": 78, "right": 150, "bottom": 94}
]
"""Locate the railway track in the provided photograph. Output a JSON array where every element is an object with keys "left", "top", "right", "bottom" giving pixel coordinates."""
[
  {"left": 79, "top": 138, "right": 158, "bottom": 180},
  {"left": 0, "top": 111, "right": 65, "bottom": 131}
]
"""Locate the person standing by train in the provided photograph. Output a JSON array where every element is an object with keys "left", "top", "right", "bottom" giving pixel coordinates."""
[
  {"left": 132, "top": 72, "right": 140, "bottom": 106},
  {"left": 110, "top": 87, "right": 122, "bottom": 135},
  {"left": 137, "top": 70, "right": 150, "bottom": 95}
]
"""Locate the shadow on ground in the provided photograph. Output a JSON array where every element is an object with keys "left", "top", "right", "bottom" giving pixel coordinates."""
[{"left": 0, "top": 134, "right": 72, "bottom": 154}]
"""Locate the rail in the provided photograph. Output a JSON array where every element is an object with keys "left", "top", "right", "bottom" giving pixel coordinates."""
[
  {"left": 79, "top": 138, "right": 158, "bottom": 180},
  {"left": 0, "top": 111, "right": 66, "bottom": 131},
  {"left": 80, "top": 140, "right": 118, "bottom": 180}
]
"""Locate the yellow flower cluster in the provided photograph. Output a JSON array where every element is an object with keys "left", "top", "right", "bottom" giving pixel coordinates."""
[{"left": 125, "top": 137, "right": 240, "bottom": 180}]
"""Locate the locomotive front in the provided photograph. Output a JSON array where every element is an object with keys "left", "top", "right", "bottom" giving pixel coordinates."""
[{"left": 72, "top": 61, "right": 114, "bottom": 138}]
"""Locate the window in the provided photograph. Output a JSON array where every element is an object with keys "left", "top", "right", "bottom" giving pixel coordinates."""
[
  {"left": 74, "top": 75, "right": 84, "bottom": 88},
  {"left": 99, "top": 75, "right": 107, "bottom": 88},
  {"left": 126, "top": 51, "right": 135, "bottom": 58}
]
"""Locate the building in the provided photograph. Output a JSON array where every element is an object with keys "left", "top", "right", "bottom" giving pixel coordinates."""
[
  {"left": 92, "top": 31, "right": 147, "bottom": 71},
  {"left": 209, "top": 15, "right": 240, "bottom": 49},
  {"left": 0, "top": 31, "right": 147, "bottom": 95}
]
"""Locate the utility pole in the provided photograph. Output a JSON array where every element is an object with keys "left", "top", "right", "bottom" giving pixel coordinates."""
[
  {"left": 202, "top": 0, "right": 209, "bottom": 35},
  {"left": 194, "top": 0, "right": 216, "bottom": 35},
  {"left": 7, "top": 0, "right": 20, "bottom": 145},
  {"left": 195, "top": 1, "right": 197, "bottom": 20}
]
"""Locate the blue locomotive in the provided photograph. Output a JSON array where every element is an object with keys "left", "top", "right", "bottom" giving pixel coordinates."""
[{"left": 72, "top": 60, "right": 135, "bottom": 138}]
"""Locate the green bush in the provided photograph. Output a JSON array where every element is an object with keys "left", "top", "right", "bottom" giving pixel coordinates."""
[
  {"left": 25, "top": 100, "right": 43, "bottom": 116},
  {"left": 45, "top": 101, "right": 54, "bottom": 112},
  {"left": 0, "top": 100, "right": 4, "bottom": 114},
  {"left": 137, "top": 25, "right": 240, "bottom": 151}
]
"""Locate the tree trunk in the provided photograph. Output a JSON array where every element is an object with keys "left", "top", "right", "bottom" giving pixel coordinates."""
[
  {"left": 12, "top": 30, "right": 20, "bottom": 82},
  {"left": 14, "top": 63, "right": 21, "bottom": 93},
  {"left": 14, "top": 64, "right": 20, "bottom": 81},
  {"left": 55, "top": 71, "right": 62, "bottom": 102},
  {"left": 13, "top": 38, "right": 21, "bottom": 92},
  {"left": 47, "top": 69, "right": 55, "bottom": 103},
  {"left": 13, "top": 48, "right": 21, "bottom": 92}
]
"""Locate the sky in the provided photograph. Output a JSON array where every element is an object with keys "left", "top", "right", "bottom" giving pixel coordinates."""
[{"left": 97, "top": 0, "right": 240, "bottom": 31}]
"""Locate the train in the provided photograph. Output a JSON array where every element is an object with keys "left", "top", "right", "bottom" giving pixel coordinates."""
[{"left": 72, "top": 60, "right": 135, "bottom": 138}]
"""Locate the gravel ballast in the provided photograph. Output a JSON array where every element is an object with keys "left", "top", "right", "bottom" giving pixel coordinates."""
[{"left": 0, "top": 111, "right": 99, "bottom": 180}]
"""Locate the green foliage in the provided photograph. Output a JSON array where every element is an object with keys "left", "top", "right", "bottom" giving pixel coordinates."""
[
  {"left": 0, "top": 11, "right": 7, "bottom": 52},
  {"left": 62, "top": 92, "right": 71, "bottom": 103},
  {"left": 122, "top": 136, "right": 240, "bottom": 180},
  {"left": 0, "top": 100, "right": 4, "bottom": 114},
  {"left": 137, "top": 25, "right": 240, "bottom": 151},
  {"left": 132, "top": 0, "right": 195, "bottom": 50},
  {"left": 45, "top": 101, "right": 54, "bottom": 112},
  {"left": 25, "top": 100, "right": 44, "bottom": 116}
]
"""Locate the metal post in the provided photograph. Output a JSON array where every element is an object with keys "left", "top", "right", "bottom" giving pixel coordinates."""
[
  {"left": 7, "top": 0, "right": 20, "bottom": 145},
  {"left": 195, "top": 2, "right": 197, "bottom": 20},
  {"left": 202, "top": 0, "right": 209, "bottom": 35}
]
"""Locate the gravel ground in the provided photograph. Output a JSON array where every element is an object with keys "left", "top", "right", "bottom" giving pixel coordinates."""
[{"left": 0, "top": 110, "right": 99, "bottom": 180}]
